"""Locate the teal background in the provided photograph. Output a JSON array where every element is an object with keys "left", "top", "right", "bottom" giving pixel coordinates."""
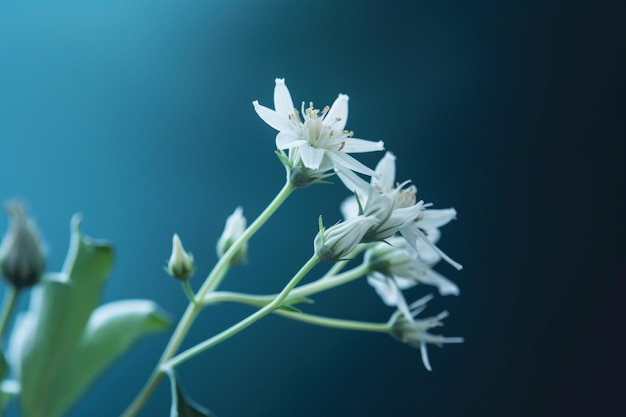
[{"left": 1, "top": 1, "right": 624, "bottom": 416}]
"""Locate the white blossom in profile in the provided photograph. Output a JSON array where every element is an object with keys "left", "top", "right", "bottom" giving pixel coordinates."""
[
  {"left": 340, "top": 152, "right": 462, "bottom": 270},
  {"left": 389, "top": 294, "right": 464, "bottom": 371},
  {"left": 314, "top": 215, "right": 378, "bottom": 262},
  {"left": 365, "top": 237, "right": 458, "bottom": 321},
  {"left": 216, "top": 207, "right": 247, "bottom": 266},
  {"left": 253, "top": 78, "right": 384, "bottom": 188}
]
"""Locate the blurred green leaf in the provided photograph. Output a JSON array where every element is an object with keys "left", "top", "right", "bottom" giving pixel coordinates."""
[
  {"left": 0, "top": 350, "right": 6, "bottom": 380},
  {"left": 7, "top": 214, "right": 169, "bottom": 417},
  {"left": 167, "top": 369, "right": 216, "bottom": 417},
  {"left": 47, "top": 300, "right": 171, "bottom": 417}
]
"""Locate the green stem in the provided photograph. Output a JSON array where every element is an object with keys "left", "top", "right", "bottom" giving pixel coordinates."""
[
  {"left": 181, "top": 280, "right": 197, "bottom": 305},
  {"left": 202, "top": 262, "right": 371, "bottom": 310},
  {"left": 289, "top": 262, "right": 371, "bottom": 299},
  {"left": 202, "top": 291, "right": 389, "bottom": 333},
  {"left": 275, "top": 310, "right": 390, "bottom": 333},
  {"left": 0, "top": 287, "right": 19, "bottom": 340},
  {"left": 162, "top": 255, "right": 320, "bottom": 370},
  {"left": 121, "top": 180, "right": 295, "bottom": 417}
]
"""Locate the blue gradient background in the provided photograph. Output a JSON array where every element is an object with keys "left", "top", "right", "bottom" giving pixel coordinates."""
[{"left": 1, "top": 1, "right": 624, "bottom": 416}]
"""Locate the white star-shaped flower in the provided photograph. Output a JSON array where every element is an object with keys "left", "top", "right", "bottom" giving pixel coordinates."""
[{"left": 253, "top": 78, "right": 384, "bottom": 183}]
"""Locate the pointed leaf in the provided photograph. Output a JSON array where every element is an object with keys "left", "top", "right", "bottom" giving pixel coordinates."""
[
  {"left": 43, "top": 300, "right": 170, "bottom": 417},
  {"left": 166, "top": 369, "right": 216, "bottom": 417},
  {"left": 11, "top": 215, "right": 114, "bottom": 417}
]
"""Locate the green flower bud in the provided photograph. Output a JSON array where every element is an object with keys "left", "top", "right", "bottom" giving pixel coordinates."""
[
  {"left": 0, "top": 202, "right": 46, "bottom": 289},
  {"left": 216, "top": 207, "right": 247, "bottom": 267},
  {"left": 166, "top": 234, "right": 195, "bottom": 281},
  {"left": 314, "top": 215, "right": 378, "bottom": 262}
]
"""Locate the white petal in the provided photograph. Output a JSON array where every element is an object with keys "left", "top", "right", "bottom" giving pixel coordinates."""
[
  {"left": 324, "top": 94, "right": 349, "bottom": 131},
  {"left": 340, "top": 196, "right": 359, "bottom": 220},
  {"left": 253, "top": 101, "right": 293, "bottom": 132},
  {"left": 328, "top": 151, "right": 377, "bottom": 177},
  {"left": 273, "top": 78, "right": 295, "bottom": 118},
  {"left": 367, "top": 274, "right": 398, "bottom": 307},
  {"left": 418, "top": 208, "right": 457, "bottom": 229},
  {"left": 372, "top": 152, "right": 396, "bottom": 192},
  {"left": 420, "top": 269, "right": 460, "bottom": 296},
  {"left": 394, "top": 276, "right": 417, "bottom": 290},
  {"left": 367, "top": 275, "right": 412, "bottom": 320},
  {"left": 334, "top": 166, "right": 372, "bottom": 197},
  {"left": 299, "top": 144, "right": 326, "bottom": 169},
  {"left": 341, "top": 138, "right": 385, "bottom": 153},
  {"left": 442, "top": 337, "right": 465, "bottom": 344},
  {"left": 414, "top": 228, "right": 463, "bottom": 271},
  {"left": 276, "top": 131, "right": 306, "bottom": 149},
  {"left": 420, "top": 343, "right": 433, "bottom": 371}
]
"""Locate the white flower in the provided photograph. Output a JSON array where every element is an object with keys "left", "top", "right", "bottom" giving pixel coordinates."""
[
  {"left": 341, "top": 152, "right": 462, "bottom": 270},
  {"left": 216, "top": 207, "right": 247, "bottom": 266},
  {"left": 167, "top": 234, "right": 195, "bottom": 280},
  {"left": 359, "top": 188, "right": 424, "bottom": 243},
  {"left": 366, "top": 237, "right": 459, "bottom": 297},
  {"left": 314, "top": 215, "right": 378, "bottom": 262},
  {"left": 253, "top": 78, "right": 384, "bottom": 187},
  {"left": 389, "top": 294, "right": 464, "bottom": 371}
]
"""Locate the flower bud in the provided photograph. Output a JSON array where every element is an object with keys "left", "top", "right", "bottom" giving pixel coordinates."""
[
  {"left": 166, "top": 234, "right": 195, "bottom": 281},
  {"left": 216, "top": 207, "right": 247, "bottom": 266},
  {"left": 0, "top": 202, "right": 46, "bottom": 289},
  {"left": 314, "top": 215, "right": 377, "bottom": 262}
]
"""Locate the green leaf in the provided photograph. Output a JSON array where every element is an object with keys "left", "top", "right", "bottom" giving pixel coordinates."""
[
  {"left": 45, "top": 300, "right": 171, "bottom": 417},
  {"left": 166, "top": 369, "right": 216, "bottom": 417},
  {"left": 0, "top": 350, "right": 17, "bottom": 416},
  {"left": 6, "top": 215, "right": 169, "bottom": 417}
]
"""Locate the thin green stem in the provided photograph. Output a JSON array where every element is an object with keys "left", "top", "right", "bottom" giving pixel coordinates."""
[
  {"left": 289, "top": 262, "right": 371, "bottom": 299},
  {"left": 121, "top": 180, "right": 295, "bottom": 417},
  {"left": 201, "top": 262, "right": 371, "bottom": 309},
  {"left": 275, "top": 310, "right": 390, "bottom": 333},
  {"left": 203, "top": 291, "right": 389, "bottom": 333},
  {"left": 162, "top": 255, "right": 320, "bottom": 370},
  {"left": 181, "top": 280, "right": 197, "bottom": 305},
  {"left": 0, "top": 286, "right": 19, "bottom": 340}
]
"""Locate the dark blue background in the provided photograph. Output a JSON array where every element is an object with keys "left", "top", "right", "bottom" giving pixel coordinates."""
[{"left": 1, "top": 1, "right": 624, "bottom": 416}]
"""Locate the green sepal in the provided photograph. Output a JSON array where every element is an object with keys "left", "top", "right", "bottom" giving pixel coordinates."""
[
  {"left": 274, "top": 150, "right": 292, "bottom": 169},
  {"left": 166, "top": 369, "right": 216, "bottom": 417},
  {"left": 284, "top": 295, "right": 314, "bottom": 305},
  {"left": 277, "top": 304, "right": 302, "bottom": 313}
]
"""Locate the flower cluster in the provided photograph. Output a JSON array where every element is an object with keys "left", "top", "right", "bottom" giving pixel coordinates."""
[{"left": 254, "top": 79, "right": 463, "bottom": 370}]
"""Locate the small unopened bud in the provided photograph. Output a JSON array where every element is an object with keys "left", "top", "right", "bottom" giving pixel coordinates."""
[
  {"left": 166, "top": 234, "right": 195, "bottom": 281},
  {"left": 0, "top": 202, "right": 46, "bottom": 289},
  {"left": 216, "top": 207, "right": 247, "bottom": 266},
  {"left": 314, "top": 215, "right": 378, "bottom": 262}
]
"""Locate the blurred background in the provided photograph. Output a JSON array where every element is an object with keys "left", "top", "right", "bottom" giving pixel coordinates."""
[{"left": 1, "top": 1, "right": 624, "bottom": 416}]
